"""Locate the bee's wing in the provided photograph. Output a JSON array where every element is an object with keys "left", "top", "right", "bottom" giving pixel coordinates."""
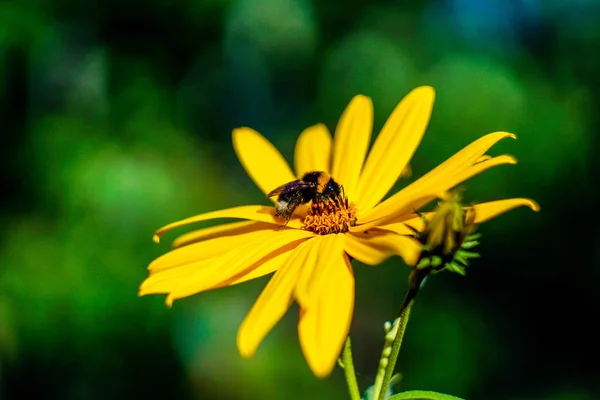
[
  {"left": 266, "top": 180, "right": 315, "bottom": 198},
  {"left": 267, "top": 183, "right": 290, "bottom": 198}
]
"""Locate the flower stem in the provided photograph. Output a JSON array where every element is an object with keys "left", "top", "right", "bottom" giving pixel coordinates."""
[
  {"left": 342, "top": 337, "right": 361, "bottom": 400},
  {"left": 376, "top": 270, "right": 428, "bottom": 400}
]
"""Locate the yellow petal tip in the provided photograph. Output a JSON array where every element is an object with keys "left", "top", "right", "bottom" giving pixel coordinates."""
[
  {"left": 527, "top": 199, "right": 541, "bottom": 212},
  {"left": 353, "top": 94, "right": 371, "bottom": 102},
  {"left": 153, "top": 234, "right": 160, "bottom": 243},
  {"left": 236, "top": 342, "right": 256, "bottom": 359},
  {"left": 231, "top": 127, "right": 248, "bottom": 136},
  {"left": 413, "top": 85, "right": 435, "bottom": 97},
  {"left": 231, "top": 127, "right": 254, "bottom": 146},
  {"left": 486, "top": 131, "right": 517, "bottom": 142},
  {"left": 309, "top": 363, "right": 333, "bottom": 379},
  {"left": 165, "top": 295, "right": 174, "bottom": 308},
  {"left": 236, "top": 326, "right": 259, "bottom": 359},
  {"left": 348, "top": 94, "right": 373, "bottom": 111},
  {"left": 138, "top": 281, "right": 150, "bottom": 296}
]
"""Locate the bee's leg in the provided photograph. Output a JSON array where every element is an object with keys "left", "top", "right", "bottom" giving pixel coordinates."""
[
  {"left": 280, "top": 191, "right": 304, "bottom": 227},
  {"left": 277, "top": 207, "right": 293, "bottom": 227},
  {"left": 281, "top": 209, "right": 293, "bottom": 227}
]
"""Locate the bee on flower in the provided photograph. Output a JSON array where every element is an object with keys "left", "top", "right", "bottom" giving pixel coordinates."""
[{"left": 139, "top": 86, "right": 539, "bottom": 377}]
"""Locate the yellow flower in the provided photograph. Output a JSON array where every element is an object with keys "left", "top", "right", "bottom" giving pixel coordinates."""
[{"left": 139, "top": 86, "right": 537, "bottom": 377}]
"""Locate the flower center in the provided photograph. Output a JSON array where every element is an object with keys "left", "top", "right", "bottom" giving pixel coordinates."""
[{"left": 303, "top": 197, "right": 357, "bottom": 235}]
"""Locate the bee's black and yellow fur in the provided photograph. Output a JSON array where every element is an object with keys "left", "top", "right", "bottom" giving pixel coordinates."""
[{"left": 267, "top": 171, "right": 342, "bottom": 223}]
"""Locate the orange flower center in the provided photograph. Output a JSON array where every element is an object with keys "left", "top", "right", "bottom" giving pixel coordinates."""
[{"left": 303, "top": 197, "right": 357, "bottom": 235}]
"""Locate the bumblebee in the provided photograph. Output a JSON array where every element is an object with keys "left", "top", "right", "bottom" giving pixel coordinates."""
[{"left": 267, "top": 171, "right": 342, "bottom": 223}]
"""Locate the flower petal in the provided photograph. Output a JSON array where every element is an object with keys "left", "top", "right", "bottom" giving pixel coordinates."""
[
  {"left": 351, "top": 194, "right": 438, "bottom": 233},
  {"left": 344, "top": 231, "right": 421, "bottom": 267},
  {"left": 164, "top": 230, "right": 314, "bottom": 305},
  {"left": 141, "top": 240, "right": 296, "bottom": 296},
  {"left": 295, "top": 234, "right": 345, "bottom": 309},
  {"left": 237, "top": 239, "right": 317, "bottom": 358},
  {"left": 153, "top": 205, "right": 303, "bottom": 243},
  {"left": 140, "top": 262, "right": 205, "bottom": 295},
  {"left": 445, "top": 154, "right": 517, "bottom": 190},
  {"left": 171, "top": 221, "right": 263, "bottom": 248},
  {"left": 359, "top": 132, "right": 517, "bottom": 225},
  {"left": 354, "top": 154, "right": 516, "bottom": 232},
  {"left": 233, "top": 127, "right": 296, "bottom": 196},
  {"left": 226, "top": 248, "right": 295, "bottom": 286},
  {"left": 378, "top": 215, "right": 429, "bottom": 235},
  {"left": 356, "top": 86, "right": 435, "bottom": 212},
  {"left": 297, "top": 253, "right": 354, "bottom": 378},
  {"left": 140, "top": 230, "right": 313, "bottom": 303},
  {"left": 148, "top": 223, "right": 277, "bottom": 273},
  {"left": 294, "top": 123, "right": 332, "bottom": 177},
  {"left": 376, "top": 197, "right": 539, "bottom": 236},
  {"left": 377, "top": 199, "right": 538, "bottom": 267},
  {"left": 415, "top": 132, "right": 516, "bottom": 188},
  {"left": 470, "top": 198, "right": 540, "bottom": 223},
  {"left": 331, "top": 95, "right": 373, "bottom": 201}
]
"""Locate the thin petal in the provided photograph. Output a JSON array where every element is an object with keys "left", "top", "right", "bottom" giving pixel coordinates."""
[
  {"left": 208, "top": 237, "right": 308, "bottom": 288},
  {"left": 443, "top": 155, "right": 517, "bottom": 192},
  {"left": 148, "top": 224, "right": 276, "bottom": 273},
  {"left": 142, "top": 241, "right": 293, "bottom": 295},
  {"left": 414, "top": 132, "right": 516, "bottom": 189},
  {"left": 233, "top": 127, "right": 296, "bottom": 196},
  {"left": 297, "top": 254, "right": 354, "bottom": 378},
  {"left": 164, "top": 230, "right": 314, "bottom": 305},
  {"left": 331, "top": 95, "right": 373, "bottom": 201},
  {"left": 378, "top": 215, "right": 429, "bottom": 235},
  {"left": 470, "top": 198, "right": 540, "bottom": 223},
  {"left": 171, "top": 221, "right": 262, "bottom": 248},
  {"left": 295, "top": 234, "right": 345, "bottom": 309},
  {"left": 358, "top": 132, "right": 517, "bottom": 225},
  {"left": 294, "top": 123, "right": 332, "bottom": 177},
  {"left": 225, "top": 247, "right": 294, "bottom": 286},
  {"left": 140, "top": 230, "right": 312, "bottom": 302},
  {"left": 344, "top": 231, "right": 421, "bottom": 267},
  {"left": 140, "top": 262, "right": 206, "bottom": 295},
  {"left": 378, "top": 197, "right": 539, "bottom": 238},
  {"left": 237, "top": 239, "right": 317, "bottom": 358},
  {"left": 350, "top": 194, "right": 438, "bottom": 233},
  {"left": 356, "top": 86, "right": 435, "bottom": 212},
  {"left": 353, "top": 154, "right": 516, "bottom": 232},
  {"left": 153, "top": 205, "right": 303, "bottom": 243}
]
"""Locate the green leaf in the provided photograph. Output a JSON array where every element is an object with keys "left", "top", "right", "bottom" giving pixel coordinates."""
[
  {"left": 416, "top": 257, "right": 431, "bottom": 269},
  {"left": 388, "top": 390, "right": 464, "bottom": 400},
  {"left": 431, "top": 256, "right": 443, "bottom": 268},
  {"left": 446, "top": 263, "right": 466, "bottom": 276},
  {"left": 456, "top": 250, "right": 479, "bottom": 259},
  {"left": 460, "top": 240, "right": 479, "bottom": 249}
]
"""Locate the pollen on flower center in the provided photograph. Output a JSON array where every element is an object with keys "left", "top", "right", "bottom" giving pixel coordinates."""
[{"left": 303, "top": 197, "right": 357, "bottom": 235}]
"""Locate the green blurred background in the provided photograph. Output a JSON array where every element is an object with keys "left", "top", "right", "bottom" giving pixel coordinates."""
[{"left": 0, "top": 0, "right": 597, "bottom": 399}]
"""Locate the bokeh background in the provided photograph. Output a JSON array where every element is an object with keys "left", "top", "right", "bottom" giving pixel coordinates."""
[{"left": 0, "top": 0, "right": 598, "bottom": 399}]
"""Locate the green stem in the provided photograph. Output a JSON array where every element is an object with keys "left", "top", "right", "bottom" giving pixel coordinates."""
[
  {"left": 341, "top": 337, "right": 361, "bottom": 400},
  {"left": 376, "top": 270, "right": 428, "bottom": 400},
  {"left": 371, "top": 324, "right": 397, "bottom": 399}
]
